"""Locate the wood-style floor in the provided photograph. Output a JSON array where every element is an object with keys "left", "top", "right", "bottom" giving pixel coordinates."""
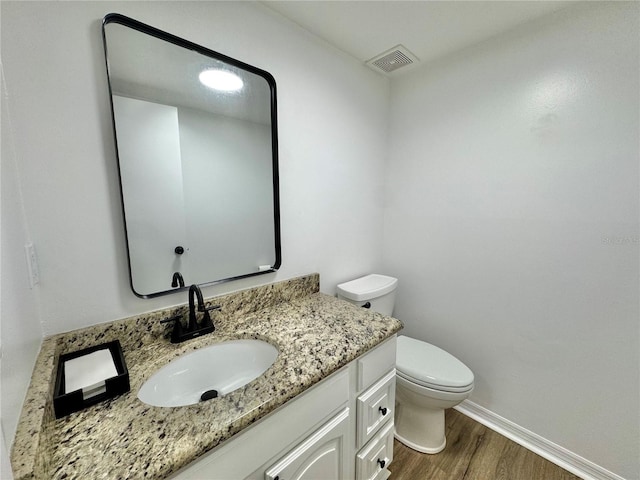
[{"left": 388, "top": 409, "right": 581, "bottom": 480}]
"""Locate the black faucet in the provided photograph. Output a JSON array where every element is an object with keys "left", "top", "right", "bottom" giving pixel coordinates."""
[
  {"left": 171, "top": 272, "right": 185, "bottom": 288},
  {"left": 161, "top": 284, "right": 220, "bottom": 343},
  {"left": 188, "top": 284, "right": 207, "bottom": 331}
]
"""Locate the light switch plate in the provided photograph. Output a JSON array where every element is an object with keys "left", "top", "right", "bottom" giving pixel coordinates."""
[{"left": 24, "top": 242, "right": 40, "bottom": 287}]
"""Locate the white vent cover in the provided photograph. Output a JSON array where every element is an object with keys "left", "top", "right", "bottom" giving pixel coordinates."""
[{"left": 366, "top": 45, "right": 419, "bottom": 74}]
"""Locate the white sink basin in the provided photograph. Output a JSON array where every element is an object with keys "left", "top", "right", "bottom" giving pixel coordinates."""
[{"left": 138, "top": 339, "right": 278, "bottom": 407}]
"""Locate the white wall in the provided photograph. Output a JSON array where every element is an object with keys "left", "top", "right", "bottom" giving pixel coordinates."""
[
  {"left": 1, "top": 62, "right": 43, "bottom": 459},
  {"left": 383, "top": 3, "right": 639, "bottom": 479},
  {"left": 179, "top": 107, "right": 276, "bottom": 281},
  {"left": 0, "top": 0, "right": 388, "bottom": 447},
  {"left": 112, "top": 96, "right": 187, "bottom": 296}
]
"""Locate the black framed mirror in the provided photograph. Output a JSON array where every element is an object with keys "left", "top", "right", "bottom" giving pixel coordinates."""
[{"left": 102, "top": 13, "right": 281, "bottom": 298}]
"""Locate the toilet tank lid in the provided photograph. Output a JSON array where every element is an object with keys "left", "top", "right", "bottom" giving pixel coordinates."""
[{"left": 336, "top": 274, "right": 398, "bottom": 301}]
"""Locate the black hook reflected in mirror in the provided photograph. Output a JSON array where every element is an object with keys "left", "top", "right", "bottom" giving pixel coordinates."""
[{"left": 171, "top": 272, "right": 185, "bottom": 288}]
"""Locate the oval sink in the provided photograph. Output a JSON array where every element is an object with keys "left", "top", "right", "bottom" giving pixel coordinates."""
[{"left": 138, "top": 339, "right": 278, "bottom": 407}]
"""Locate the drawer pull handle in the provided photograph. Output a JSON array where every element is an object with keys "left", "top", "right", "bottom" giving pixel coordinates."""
[
  {"left": 379, "top": 406, "right": 388, "bottom": 416},
  {"left": 377, "top": 459, "right": 386, "bottom": 469}
]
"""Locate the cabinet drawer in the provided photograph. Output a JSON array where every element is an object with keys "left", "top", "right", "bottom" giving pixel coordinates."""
[
  {"left": 356, "top": 369, "right": 395, "bottom": 448},
  {"left": 357, "top": 336, "right": 396, "bottom": 392},
  {"left": 356, "top": 421, "right": 394, "bottom": 480}
]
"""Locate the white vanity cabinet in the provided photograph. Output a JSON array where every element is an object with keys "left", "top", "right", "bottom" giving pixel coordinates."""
[
  {"left": 353, "top": 339, "right": 396, "bottom": 480},
  {"left": 169, "top": 336, "right": 396, "bottom": 480}
]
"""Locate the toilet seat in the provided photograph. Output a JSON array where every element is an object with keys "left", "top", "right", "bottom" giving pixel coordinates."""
[
  {"left": 397, "top": 336, "right": 474, "bottom": 393},
  {"left": 396, "top": 370, "right": 473, "bottom": 393}
]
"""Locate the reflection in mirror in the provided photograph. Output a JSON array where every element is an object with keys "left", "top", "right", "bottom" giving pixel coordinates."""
[{"left": 102, "top": 14, "right": 280, "bottom": 298}]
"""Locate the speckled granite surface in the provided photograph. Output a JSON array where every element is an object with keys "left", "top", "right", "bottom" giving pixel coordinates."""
[{"left": 11, "top": 274, "right": 402, "bottom": 480}]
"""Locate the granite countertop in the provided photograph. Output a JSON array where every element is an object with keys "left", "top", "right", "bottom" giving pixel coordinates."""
[{"left": 11, "top": 274, "right": 403, "bottom": 480}]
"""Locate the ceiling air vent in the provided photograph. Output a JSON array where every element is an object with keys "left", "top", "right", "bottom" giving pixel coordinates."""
[{"left": 366, "top": 45, "right": 419, "bottom": 75}]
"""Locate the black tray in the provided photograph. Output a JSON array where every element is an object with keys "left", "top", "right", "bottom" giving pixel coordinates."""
[{"left": 53, "top": 340, "right": 130, "bottom": 419}]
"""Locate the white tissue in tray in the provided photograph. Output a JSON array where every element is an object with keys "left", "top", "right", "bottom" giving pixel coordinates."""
[{"left": 64, "top": 348, "right": 118, "bottom": 400}]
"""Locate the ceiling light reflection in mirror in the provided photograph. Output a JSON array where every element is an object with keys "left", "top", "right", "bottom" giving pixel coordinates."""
[{"left": 199, "top": 69, "right": 244, "bottom": 92}]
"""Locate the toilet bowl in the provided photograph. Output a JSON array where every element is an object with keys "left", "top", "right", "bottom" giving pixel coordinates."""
[
  {"left": 395, "top": 335, "right": 474, "bottom": 453},
  {"left": 336, "top": 274, "right": 475, "bottom": 455}
]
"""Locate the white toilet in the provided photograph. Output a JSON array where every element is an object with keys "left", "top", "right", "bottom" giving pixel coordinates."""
[{"left": 336, "top": 274, "right": 474, "bottom": 454}]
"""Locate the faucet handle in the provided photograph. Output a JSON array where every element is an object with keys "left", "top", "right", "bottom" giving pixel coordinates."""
[
  {"left": 202, "top": 304, "right": 221, "bottom": 313},
  {"left": 160, "top": 313, "right": 182, "bottom": 324}
]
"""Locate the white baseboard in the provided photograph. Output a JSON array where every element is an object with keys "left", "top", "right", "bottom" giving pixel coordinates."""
[{"left": 454, "top": 400, "right": 627, "bottom": 480}]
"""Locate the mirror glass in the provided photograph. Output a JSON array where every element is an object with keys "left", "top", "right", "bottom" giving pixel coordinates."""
[{"left": 102, "top": 14, "right": 281, "bottom": 298}]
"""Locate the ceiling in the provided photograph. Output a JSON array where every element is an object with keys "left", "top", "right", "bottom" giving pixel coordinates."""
[{"left": 263, "top": 1, "right": 572, "bottom": 76}]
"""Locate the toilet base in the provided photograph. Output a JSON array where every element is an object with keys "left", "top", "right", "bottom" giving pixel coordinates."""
[
  {"left": 394, "top": 429, "right": 446, "bottom": 454},
  {"left": 394, "top": 398, "right": 448, "bottom": 455}
]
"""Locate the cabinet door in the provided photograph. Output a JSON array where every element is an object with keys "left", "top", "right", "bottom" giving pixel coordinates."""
[{"left": 265, "top": 408, "right": 349, "bottom": 480}]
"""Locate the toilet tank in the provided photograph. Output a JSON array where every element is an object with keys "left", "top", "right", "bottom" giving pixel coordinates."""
[{"left": 336, "top": 274, "right": 398, "bottom": 316}]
